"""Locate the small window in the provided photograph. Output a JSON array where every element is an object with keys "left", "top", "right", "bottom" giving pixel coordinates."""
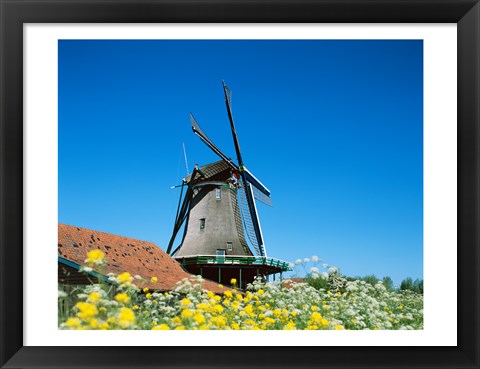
[
  {"left": 199, "top": 218, "right": 205, "bottom": 229},
  {"left": 227, "top": 242, "right": 233, "bottom": 252},
  {"left": 215, "top": 187, "right": 221, "bottom": 200},
  {"left": 216, "top": 249, "right": 226, "bottom": 256}
]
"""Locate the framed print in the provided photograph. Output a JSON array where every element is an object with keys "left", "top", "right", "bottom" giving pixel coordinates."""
[{"left": 1, "top": 1, "right": 479, "bottom": 368}]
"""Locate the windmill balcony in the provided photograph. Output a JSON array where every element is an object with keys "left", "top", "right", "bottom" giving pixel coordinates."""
[{"left": 174, "top": 254, "right": 292, "bottom": 289}]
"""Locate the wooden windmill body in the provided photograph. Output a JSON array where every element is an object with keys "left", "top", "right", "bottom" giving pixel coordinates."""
[{"left": 167, "top": 82, "right": 290, "bottom": 288}]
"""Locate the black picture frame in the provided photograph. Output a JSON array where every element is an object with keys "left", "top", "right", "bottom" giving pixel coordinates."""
[{"left": 1, "top": 1, "right": 479, "bottom": 368}]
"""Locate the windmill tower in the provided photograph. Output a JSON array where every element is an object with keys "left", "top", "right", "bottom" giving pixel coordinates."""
[{"left": 166, "top": 82, "right": 290, "bottom": 288}]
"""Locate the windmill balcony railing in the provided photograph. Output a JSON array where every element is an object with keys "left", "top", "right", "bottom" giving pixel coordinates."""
[{"left": 176, "top": 255, "right": 292, "bottom": 271}]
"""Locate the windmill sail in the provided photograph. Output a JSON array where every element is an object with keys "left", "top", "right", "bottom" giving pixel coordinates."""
[
  {"left": 244, "top": 167, "right": 271, "bottom": 205},
  {"left": 237, "top": 182, "right": 266, "bottom": 256},
  {"left": 191, "top": 113, "right": 271, "bottom": 207},
  {"left": 190, "top": 113, "right": 238, "bottom": 171},
  {"left": 222, "top": 81, "right": 268, "bottom": 256}
]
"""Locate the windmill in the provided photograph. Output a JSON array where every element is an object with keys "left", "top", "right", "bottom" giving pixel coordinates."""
[{"left": 166, "top": 81, "right": 290, "bottom": 288}]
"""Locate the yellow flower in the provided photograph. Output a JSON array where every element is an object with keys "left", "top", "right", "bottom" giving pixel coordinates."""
[
  {"left": 257, "top": 289, "right": 265, "bottom": 295},
  {"left": 218, "top": 284, "right": 223, "bottom": 288},
  {"left": 335, "top": 325, "right": 344, "bottom": 330},
  {"left": 115, "top": 293, "right": 130, "bottom": 304},
  {"left": 87, "top": 291, "right": 101, "bottom": 303},
  {"left": 99, "top": 322, "right": 109, "bottom": 330},
  {"left": 193, "top": 313, "right": 206, "bottom": 324},
  {"left": 65, "top": 317, "right": 81, "bottom": 328},
  {"left": 99, "top": 307, "right": 107, "bottom": 313},
  {"left": 311, "top": 305, "right": 318, "bottom": 312},
  {"left": 172, "top": 317, "right": 182, "bottom": 324},
  {"left": 290, "top": 311, "right": 297, "bottom": 317},
  {"left": 264, "top": 317, "right": 275, "bottom": 325},
  {"left": 75, "top": 302, "right": 98, "bottom": 320},
  {"left": 152, "top": 324, "right": 170, "bottom": 330},
  {"left": 244, "top": 304, "right": 254, "bottom": 316},
  {"left": 107, "top": 316, "right": 117, "bottom": 324},
  {"left": 230, "top": 278, "right": 237, "bottom": 285},
  {"left": 132, "top": 305, "right": 140, "bottom": 310},
  {"left": 143, "top": 287, "right": 149, "bottom": 293},
  {"left": 213, "top": 305, "right": 224, "bottom": 313},
  {"left": 118, "top": 272, "right": 132, "bottom": 284},
  {"left": 180, "top": 298, "right": 191, "bottom": 306},
  {"left": 283, "top": 321, "right": 296, "bottom": 330},
  {"left": 210, "top": 316, "right": 227, "bottom": 328},
  {"left": 89, "top": 318, "right": 100, "bottom": 329},
  {"left": 197, "top": 303, "right": 208, "bottom": 310},
  {"left": 181, "top": 309, "right": 193, "bottom": 319},
  {"left": 399, "top": 305, "right": 404, "bottom": 310},
  {"left": 145, "top": 293, "right": 152, "bottom": 299},
  {"left": 224, "top": 290, "right": 233, "bottom": 298},
  {"left": 150, "top": 276, "right": 158, "bottom": 283},
  {"left": 207, "top": 291, "right": 215, "bottom": 298},
  {"left": 118, "top": 307, "right": 135, "bottom": 328},
  {"left": 309, "top": 312, "right": 330, "bottom": 327},
  {"left": 85, "top": 249, "right": 105, "bottom": 266},
  {"left": 232, "top": 323, "right": 240, "bottom": 330}
]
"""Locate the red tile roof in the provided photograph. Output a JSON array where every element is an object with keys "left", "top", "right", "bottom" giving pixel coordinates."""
[{"left": 58, "top": 223, "right": 226, "bottom": 293}]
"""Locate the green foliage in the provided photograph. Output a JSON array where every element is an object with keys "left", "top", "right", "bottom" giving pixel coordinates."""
[
  {"left": 304, "top": 274, "right": 329, "bottom": 290},
  {"left": 382, "top": 276, "right": 395, "bottom": 292},
  {"left": 400, "top": 277, "right": 423, "bottom": 294}
]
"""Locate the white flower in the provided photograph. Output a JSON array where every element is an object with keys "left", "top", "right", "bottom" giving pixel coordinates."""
[
  {"left": 346, "top": 283, "right": 358, "bottom": 291},
  {"left": 309, "top": 267, "right": 319, "bottom": 273},
  {"left": 327, "top": 266, "right": 338, "bottom": 273},
  {"left": 311, "top": 255, "right": 321, "bottom": 262},
  {"left": 80, "top": 266, "right": 92, "bottom": 272},
  {"left": 321, "top": 272, "right": 329, "bottom": 280},
  {"left": 134, "top": 275, "right": 143, "bottom": 280},
  {"left": 58, "top": 290, "right": 67, "bottom": 298},
  {"left": 303, "top": 258, "right": 310, "bottom": 263},
  {"left": 295, "top": 259, "right": 303, "bottom": 265}
]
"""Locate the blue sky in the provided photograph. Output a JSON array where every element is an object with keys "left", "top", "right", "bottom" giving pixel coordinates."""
[{"left": 59, "top": 40, "right": 423, "bottom": 286}]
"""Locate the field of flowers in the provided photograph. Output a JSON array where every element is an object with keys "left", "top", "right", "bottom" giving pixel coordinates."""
[{"left": 58, "top": 251, "right": 423, "bottom": 330}]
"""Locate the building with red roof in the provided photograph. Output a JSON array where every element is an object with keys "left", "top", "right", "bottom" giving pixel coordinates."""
[{"left": 58, "top": 223, "right": 226, "bottom": 293}]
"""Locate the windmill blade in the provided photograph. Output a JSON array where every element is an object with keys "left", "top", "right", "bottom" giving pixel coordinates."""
[
  {"left": 244, "top": 167, "right": 270, "bottom": 198},
  {"left": 237, "top": 180, "right": 267, "bottom": 257},
  {"left": 222, "top": 81, "right": 245, "bottom": 167},
  {"left": 190, "top": 113, "right": 238, "bottom": 171},
  {"left": 251, "top": 185, "right": 272, "bottom": 207}
]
